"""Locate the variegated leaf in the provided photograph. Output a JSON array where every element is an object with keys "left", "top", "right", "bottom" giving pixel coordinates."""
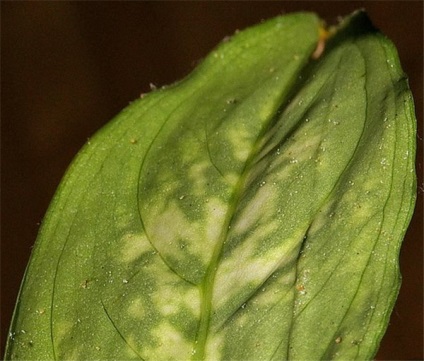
[{"left": 5, "top": 10, "right": 416, "bottom": 361}]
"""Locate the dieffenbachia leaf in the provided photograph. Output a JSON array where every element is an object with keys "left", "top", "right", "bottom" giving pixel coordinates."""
[{"left": 6, "top": 10, "right": 416, "bottom": 361}]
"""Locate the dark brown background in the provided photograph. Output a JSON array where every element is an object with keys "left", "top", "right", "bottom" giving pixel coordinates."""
[{"left": 1, "top": 1, "right": 423, "bottom": 359}]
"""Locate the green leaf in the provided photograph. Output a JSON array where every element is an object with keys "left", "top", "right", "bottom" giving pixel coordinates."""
[{"left": 5, "top": 10, "right": 416, "bottom": 361}]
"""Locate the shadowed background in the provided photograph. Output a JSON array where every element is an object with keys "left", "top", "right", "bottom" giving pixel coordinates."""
[{"left": 1, "top": 1, "right": 422, "bottom": 359}]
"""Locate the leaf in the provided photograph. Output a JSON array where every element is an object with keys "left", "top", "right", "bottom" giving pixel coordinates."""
[{"left": 5, "top": 10, "right": 416, "bottom": 361}]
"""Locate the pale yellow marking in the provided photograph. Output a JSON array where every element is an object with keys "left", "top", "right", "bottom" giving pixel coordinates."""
[
  {"left": 213, "top": 247, "right": 285, "bottom": 311},
  {"left": 243, "top": 220, "right": 281, "bottom": 252},
  {"left": 120, "top": 233, "right": 152, "bottom": 263},
  {"left": 149, "top": 197, "right": 233, "bottom": 268},
  {"left": 145, "top": 278, "right": 200, "bottom": 319},
  {"left": 205, "top": 333, "right": 224, "bottom": 361},
  {"left": 128, "top": 298, "right": 145, "bottom": 320},
  {"left": 228, "top": 126, "right": 252, "bottom": 162},
  {"left": 183, "top": 287, "right": 201, "bottom": 317},
  {"left": 145, "top": 322, "right": 193, "bottom": 359},
  {"left": 233, "top": 184, "right": 275, "bottom": 235},
  {"left": 205, "top": 198, "right": 228, "bottom": 244},
  {"left": 277, "top": 133, "right": 322, "bottom": 168},
  {"left": 213, "top": 228, "right": 304, "bottom": 312},
  {"left": 188, "top": 161, "right": 211, "bottom": 195},
  {"left": 55, "top": 320, "right": 73, "bottom": 342},
  {"left": 149, "top": 200, "right": 203, "bottom": 254},
  {"left": 225, "top": 172, "right": 240, "bottom": 186},
  {"left": 55, "top": 320, "right": 76, "bottom": 358}
]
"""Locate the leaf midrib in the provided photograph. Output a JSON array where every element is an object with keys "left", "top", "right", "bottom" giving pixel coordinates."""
[
  {"left": 191, "top": 62, "right": 318, "bottom": 360},
  {"left": 192, "top": 135, "right": 266, "bottom": 360}
]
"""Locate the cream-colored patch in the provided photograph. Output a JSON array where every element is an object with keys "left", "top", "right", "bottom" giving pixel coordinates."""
[
  {"left": 233, "top": 184, "right": 275, "bottom": 235},
  {"left": 249, "top": 268, "right": 297, "bottom": 311},
  {"left": 148, "top": 198, "right": 230, "bottom": 269},
  {"left": 120, "top": 233, "right": 152, "bottom": 263},
  {"left": 276, "top": 133, "right": 322, "bottom": 170},
  {"left": 205, "top": 333, "right": 224, "bottom": 361},
  {"left": 128, "top": 298, "right": 145, "bottom": 320},
  {"left": 151, "top": 282, "right": 199, "bottom": 318},
  {"left": 54, "top": 320, "right": 73, "bottom": 340},
  {"left": 152, "top": 285, "right": 180, "bottom": 316},
  {"left": 224, "top": 172, "right": 239, "bottom": 187},
  {"left": 248, "top": 279, "right": 295, "bottom": 318},
  {"left": 205, "top": 198, "right": 228, "bottom": 245},
  {"left": 183, "top": 287, "right": 201, "bottom": 317},
  {"left": 212, "top": 256, "right": 279, "bottom": 311},
  {"left": 228, "top": 126, "right": 252, "bottom": 162},
  {"left": 228, "top": 218, "right": 282, "bottom": 271},
  {"left": 188, "top": 160, "right": 210, "bottom": 195},
  {"left": 146, "top": 322, "right": 193, "bottom": 359},
  {"left": 213, "top": 229, "right": 301, "bottom": 312},
  {"left": 149, "top": 201, "right": 203, "bottom": 254}
]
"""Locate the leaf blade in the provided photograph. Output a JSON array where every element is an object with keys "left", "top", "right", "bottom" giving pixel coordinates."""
[{"left": 5, "top": 10, "right": 416, "bottom": 361}]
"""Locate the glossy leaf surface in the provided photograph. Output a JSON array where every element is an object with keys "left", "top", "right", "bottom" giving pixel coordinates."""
[{"left": 5, "top": 11, "right": 416, "bottom": 361}]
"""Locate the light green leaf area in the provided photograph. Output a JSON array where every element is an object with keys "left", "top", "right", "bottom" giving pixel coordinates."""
[{"left": 6, "top": 11, "right": 416, "bottom": 361}]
